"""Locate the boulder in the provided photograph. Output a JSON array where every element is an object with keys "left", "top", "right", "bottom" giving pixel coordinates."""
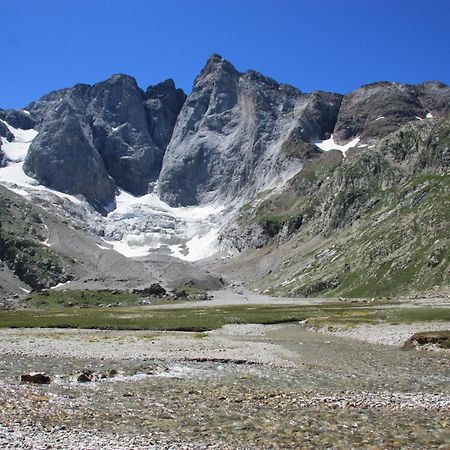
[
  {"left": 20, "top": 373, "right": 51, "bottom": 384},
  {"left": 77, "top": 370, "right": 94, "bottom": 383}
]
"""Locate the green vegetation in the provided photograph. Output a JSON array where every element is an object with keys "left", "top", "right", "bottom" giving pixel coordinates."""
[
  {"left": 260, "top": 162, "right": 449, "bottom": 298},
  {"left": 0, "top": 301, "right": 448, "bottom": 331},
  {"left": 26, "top": 289, "right": 141, "bottom": 308},
  {"left": 0, "top": 187, "right": 70, "bottom": 289},
  {"left": 173, "top": 285, "right": 200, "bottom": 297}
]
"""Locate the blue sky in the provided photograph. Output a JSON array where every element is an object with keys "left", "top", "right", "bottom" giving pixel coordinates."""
[{"left": 1, "top": 0, "right": 449, "bottom": 109}]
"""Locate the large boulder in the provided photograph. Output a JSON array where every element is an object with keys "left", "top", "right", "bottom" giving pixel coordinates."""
[{"left": 21, "top": 373, "right": 51, "bottom": 384}]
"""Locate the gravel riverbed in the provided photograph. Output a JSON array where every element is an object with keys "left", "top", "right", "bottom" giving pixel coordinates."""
[{"left": 0, "top": 322, "right": 449, "bottom": 449}]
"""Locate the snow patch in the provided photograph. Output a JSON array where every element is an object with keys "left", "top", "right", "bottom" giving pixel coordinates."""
[
  {"left": 102, "top": 189, "right": 226, "bottom": 261},
  {"left": 375, "top": 116, "right": 385, "bottom": 121},
  {"left": 426, "top": 112, "right": 433, "bottom": 119},
  {"left": 415, "top": 116, "right": 423, "bottom": 121},
  {"left": 97, "top": 244, "right": 110, "bottom": 250},
  {"left": 0, "top": 121, "right": 38, "bottom": 162},
  {"left": 315, "top": 135, "right": 361, "bottom": 157},
  {"left": 169, "top": 228, "right": 220, "bottom": 262},
  {"left": 50, "top": 281, "right": 71, "bottom": 290}
]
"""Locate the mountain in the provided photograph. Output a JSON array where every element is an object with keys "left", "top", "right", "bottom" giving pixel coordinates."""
[
  {"left": 22, "top": 76, "right": 186, "bottom": 213},
  {"left": 158, "top": 54, "right": 341, "bottom": 206},
  {"left": 219, "top": 115, "right": 449, "bottom": 298},
  {"left": 0, "top": 54, "right": 449, "bottom": 298}
]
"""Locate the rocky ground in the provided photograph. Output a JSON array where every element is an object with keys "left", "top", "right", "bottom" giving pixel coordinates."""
[
  {"left": 0, "top": 315, "right": 449, "bottom": 449},
  {"left": 311, "top": 321, "right": 450, "bottom": 348}
]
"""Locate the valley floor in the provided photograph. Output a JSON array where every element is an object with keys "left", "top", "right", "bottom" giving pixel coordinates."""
[{"left": 0, "top": 294, "right": 449, "bottom": 449}]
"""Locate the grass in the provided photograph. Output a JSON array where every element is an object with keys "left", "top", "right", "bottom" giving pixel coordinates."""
[
  {"left": 0, "top": 302, "right": 448, "bottom": 331},
  {"left": 305, "top": 306, "right": 450, "bottom": 328},
  {"left": 26, "top": 289, "right": 141, "bottom": 308}
]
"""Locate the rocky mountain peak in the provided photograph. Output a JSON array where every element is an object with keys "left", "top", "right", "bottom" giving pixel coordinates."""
[
  {"left": 158, "top": 57, "right": 343, "bottom": 206},
  {"left": 146, "top": 79, "right": 176, "bottom": 97},
  {"left": 22, "top": 74, "right": 186, "bottom": 212},
  {"left": 198, "top": 54, "right": 240, "bottom": 81},
  {"left": 107, "top": 73, "right": 140, "bottom": 85},
  {"left": 333, "top": 80, "right": 450, "bottom": 142}
]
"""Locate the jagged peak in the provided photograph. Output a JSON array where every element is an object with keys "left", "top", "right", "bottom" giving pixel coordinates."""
[
  {"left": 199, "top": 53, "right": 240, "bottom": 79},
  {"left": 103, "top": 73, "right": 139, "bottom": 87},
  {"left": 359, "top": 81, "right": 403, "bottom": 90},
  {"left": 418, "top": 80, "right": 448, "bottom": 89},
  {"left": 242, "top": 69, "right": 280, "bottom": 89},
  {"left": 146, "top": 79, "right": 176, "bottom": 96}
]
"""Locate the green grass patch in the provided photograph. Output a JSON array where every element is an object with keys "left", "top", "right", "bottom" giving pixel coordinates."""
[
  {"left": 0, "top": 302, "right": 447, "bottom": 332},
  {"left": 26, "top": 289, "right": 141, "bottom": 308}
]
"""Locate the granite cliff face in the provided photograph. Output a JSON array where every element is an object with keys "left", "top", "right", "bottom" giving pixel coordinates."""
[
  {"left": 158, "top": 54, "right": 342, "bottom": 206},
  {"left": 23, "top": 75, "right": 185, "bottom": 212}
]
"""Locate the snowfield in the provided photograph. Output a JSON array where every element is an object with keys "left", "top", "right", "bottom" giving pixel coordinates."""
[
  {"left": 0, "top": 118, "right": 301, "bottom": 262},
  {"left": 314, "top": 135, "right": 360, "bottom": 156},
  {"left": 104, "top": 189, "right": 225, "bottom": 260}
]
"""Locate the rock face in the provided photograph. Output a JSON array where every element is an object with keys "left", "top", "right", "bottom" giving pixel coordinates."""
[
  {"left": 0, "top": 108, "right": 35, "bottom": 131},
  {"left": 24, "top": 101, "right": 117, "bottom": 211},
  {"left": 333, "top": 81, "right": 450, "bottom": 142},
  {"left": 158, "top": 54, "right": 342, "bottom": 206},
  {"left": 17, "top": 55, "right": 450, "bottom": 214},
  {"left": 23, "top": 75, "right": 186, "bottom": 212}
]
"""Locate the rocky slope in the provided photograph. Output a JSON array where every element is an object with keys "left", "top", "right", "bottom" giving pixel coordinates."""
[
  {"left": 0, "top": 184, "right": 224, "bottom": 299},
  {"left": 220, "top": 114, "right": 450, "bottom": 297},
  {"left": 0, "top": 185, "right": 73, "bottom": 293}
]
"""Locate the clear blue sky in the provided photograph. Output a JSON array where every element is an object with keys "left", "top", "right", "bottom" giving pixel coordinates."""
[{"left": 1, "top": 0, "right": 449, "bottom": 109}]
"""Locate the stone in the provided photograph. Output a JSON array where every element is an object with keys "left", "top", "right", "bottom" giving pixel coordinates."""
[
  {"left": 77, "top": 370, "right": 94, "bottom": 383},
  {"left": 134, "top": 283, "right": 167, "bottom": 296},
  {"left": 20, "top": 373, "right": 51, "bottom": 384}
]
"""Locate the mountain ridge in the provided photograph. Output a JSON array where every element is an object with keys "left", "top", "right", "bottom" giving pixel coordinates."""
[{"left": 0, "top": 54, "right": 449, "bottom": 298}]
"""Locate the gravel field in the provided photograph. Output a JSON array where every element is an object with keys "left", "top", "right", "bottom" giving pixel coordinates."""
[
  {"left": 0, "top": 316, "right": 449, "bottom": 449},
  {"left": 313, "top": 321, "right": 450, "bottom": 347}
]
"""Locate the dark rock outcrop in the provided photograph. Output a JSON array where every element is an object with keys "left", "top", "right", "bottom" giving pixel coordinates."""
[
  {"left": 21, "top": 373, "right": 51, "bottom": 384},
  {"left": 133, "top": 283, "right": 167, "bottom": 296},
  {"left": 0, "top": 119, "right": 14, "bottom": 142}
]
